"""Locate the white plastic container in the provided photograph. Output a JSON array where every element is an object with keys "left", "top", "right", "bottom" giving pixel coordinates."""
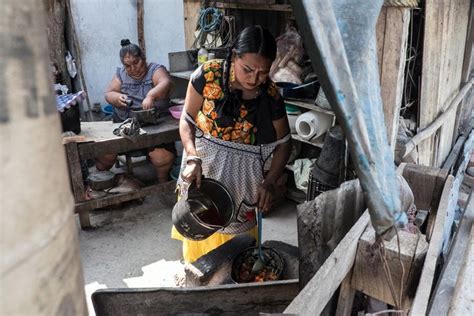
[{"left": 295, "top": 111, "right": 333, "bottom": 141}]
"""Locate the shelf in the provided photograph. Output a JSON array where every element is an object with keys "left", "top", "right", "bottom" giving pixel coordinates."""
[
  {"left": 291, "top": 133, "right": 325, "bottom": 148},
  {"left": 214, "top": 2, "right": 292, "bottom": 12},
  {"left": 285, "top": 99, "right": 334, "bottom": 116},
  {"left": 170, "top": 70, "right": 194, "bottom": 80}
]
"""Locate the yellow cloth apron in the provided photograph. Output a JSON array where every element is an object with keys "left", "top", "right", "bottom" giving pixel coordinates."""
[{"left": 171, "top": 225, "right": 258, "bottom": 263}]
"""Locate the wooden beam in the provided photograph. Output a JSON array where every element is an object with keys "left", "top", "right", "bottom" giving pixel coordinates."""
[
  {"left": 214, "top": 2, "right": 292, "bottom": 12},
  {"left": 284, "top": 211, "right": 370, "bottom": 315},
  {"left": 92, "top": 279, "right": 300, "bottom": 315},
  {"left": 410, "top": 175, "right": 454, "bottom": 315},
  {"left": 74, "top": 180, "right": 176, "bottom": 213},
  {"left": 429, "top": 193, "right": 473, "bottom": 314},
  {"left": 378, "top": 6, "right": 411, "bottom": 149},
  {"left": 137, "top": 0, "right": 145, "bottom": 53},
  {"left": 448, "top": 224, "right": 474, "bottom": 315}
]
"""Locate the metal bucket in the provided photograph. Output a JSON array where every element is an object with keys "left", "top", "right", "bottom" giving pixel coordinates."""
[{"left": 172, "top": 178, "right": 235, "bottom": 240}]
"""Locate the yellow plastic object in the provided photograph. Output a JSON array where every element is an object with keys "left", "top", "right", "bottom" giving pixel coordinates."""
[{"left": 171, "top": 226, "right": 257, "bottom": 263}]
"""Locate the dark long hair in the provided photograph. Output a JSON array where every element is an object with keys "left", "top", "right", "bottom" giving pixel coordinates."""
[
  {"left": 119, "top": 39, "right": 146, "bottom": 63},
  {"left": 221, "top": 26, "right": 277, "bottom": 118}
]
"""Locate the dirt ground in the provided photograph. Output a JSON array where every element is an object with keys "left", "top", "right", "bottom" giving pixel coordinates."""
[{"left": 77, "top": 187, "right": 298, "bottom": 315}]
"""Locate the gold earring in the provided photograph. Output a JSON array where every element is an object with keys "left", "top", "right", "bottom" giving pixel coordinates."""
[{"left": 230, "top": 62, "right": 236, "bottom": 83}]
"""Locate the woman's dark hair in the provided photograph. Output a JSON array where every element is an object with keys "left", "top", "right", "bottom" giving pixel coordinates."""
[
  {"left": 233, "top": 25, "right": 277, "bottom": 61},
  {"left": 119, "top": 39, "right": 146, "bottom": 62},
  {"left": 220, "top": 26, "right": 277, "bottom": 123}
]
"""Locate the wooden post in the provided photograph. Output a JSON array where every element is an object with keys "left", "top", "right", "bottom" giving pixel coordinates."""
[
  {"left": 43, "top": 0, "right": 72, "bottom": 90},
  {"left": 137, "top": 0, "right": 146, "bottom": 53},
  {"left": 453, "top": 3, "right": 474, "bottom": 139},
  {"left": 376, "top": 6, "right": 411, "bottom": 149},
  {"left": 351, "top": 224, "right": 429, "bottom": 309},
  {"left": 1, "top": 0, "right": 87, "bottom": 314},
  {"left": 411, "top": 175, "right": 455, "bottom": 315},
  {"left": 183, "top": 0, "right": 201, "bottom": 49}
]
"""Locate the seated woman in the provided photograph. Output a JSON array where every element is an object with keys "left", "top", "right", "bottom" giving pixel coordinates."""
[{"left": 96, "top": 39, "right": 175, "bottom": 183}]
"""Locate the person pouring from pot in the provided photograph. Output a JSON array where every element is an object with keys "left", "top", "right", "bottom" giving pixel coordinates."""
[{"left": 172, "top": 26, "right": 291, "bottom": 263}]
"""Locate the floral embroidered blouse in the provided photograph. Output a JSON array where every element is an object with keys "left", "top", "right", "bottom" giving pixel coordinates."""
[{"left": 190, "top": 59, "right": 286, "bottom": 145}]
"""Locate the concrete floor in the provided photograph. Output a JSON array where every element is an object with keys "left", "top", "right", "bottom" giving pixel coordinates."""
[{"left": 77, "top": 184, "right": 298, "bottom": 315}]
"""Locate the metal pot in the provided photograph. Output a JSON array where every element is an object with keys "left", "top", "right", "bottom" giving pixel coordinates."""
[
  {"left": 172, "top": 178, "right": 235, "bottom": 241},
  {"left": 87, "top": 171, "right": 117, "bottom": 190}
]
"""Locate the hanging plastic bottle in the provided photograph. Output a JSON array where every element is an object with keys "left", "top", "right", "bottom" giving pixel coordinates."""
[{"left": 197, "top": 47, "right": 208, "bottom": 66}]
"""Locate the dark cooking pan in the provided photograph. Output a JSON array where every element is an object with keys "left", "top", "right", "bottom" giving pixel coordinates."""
[
  {"left": 276, "top": 80, "right": 320, "bottom": 100},
  {"left": 231, "top": 246, "right": 284, "bottom": 283}
]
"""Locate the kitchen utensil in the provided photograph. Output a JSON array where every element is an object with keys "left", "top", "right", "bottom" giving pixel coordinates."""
[{"left": 251, "top": 209, "right": 266, "bottom": 274}]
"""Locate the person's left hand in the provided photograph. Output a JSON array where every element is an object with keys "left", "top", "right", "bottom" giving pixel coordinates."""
[
  {"left": 142, "top": 96, "right": 154, "bottom": 110},
  {"left": 256, "top": 179, "right": 275, "bottom": 213}
]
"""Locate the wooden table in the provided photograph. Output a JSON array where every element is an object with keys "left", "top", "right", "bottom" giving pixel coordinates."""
[{"left": 64, "top": 116, "right": 180, "bottom": 229}]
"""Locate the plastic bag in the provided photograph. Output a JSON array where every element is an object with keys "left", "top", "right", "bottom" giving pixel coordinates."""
[
  {"left": 270, "top": 25, "right": 305, "bottom": 83},
  {"left": 65, "top": 51, "right": 77, "bottom": 78}
]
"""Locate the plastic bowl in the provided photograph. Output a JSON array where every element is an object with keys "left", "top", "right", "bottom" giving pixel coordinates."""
[
  {"left": 102, "top": 104, "right": 113, "bottom": 115},
  {"left": 169, "top": 105, "right": 184, "bottom": 120}
]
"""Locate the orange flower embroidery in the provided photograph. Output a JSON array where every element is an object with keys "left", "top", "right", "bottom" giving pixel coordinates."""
[
  {"left": 196, "top": 112, "right": 213, "bottom": 133},
  {"left": 203, "top": 82, "right": 223, "bottom": 100},
  {"left": 204, "top": 71, "right": 214, "bottom": 82},
  {"left": 234, "top": 122, "right": 243, "bottom": 130},
  {"left": 211, "top": 130, "right": 218, "bottom": 137},
  {"left": 231, "top": 130, "right": 241, "bottom": 141},
  {"left": 242, "top": 120, "right": 253, "bottom": 132},
  {"left": 244, "top": 134, "right": 251, "bottom": 144},
  {"left": 210, "top": 111, "right": 218, "bottom": 120},
  {"left": 202, "top": 99, "right": 214, "bottom": 115},
  {"left": 209, "top": 61, "right": 221, "bottom": 69}
]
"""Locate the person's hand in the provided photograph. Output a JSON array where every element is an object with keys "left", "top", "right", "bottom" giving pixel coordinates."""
[
  {"left": 181, "top": 161, "right": 202, "bottom": 188},
  {"left": 117, "top": 94, "right": 129, "bottom": 108},
  {"left": 142, "top": 95, "right": 154, "bottom": 110},
  {"left": 256, "top": 179, "right": 276, "bottom": 213}
]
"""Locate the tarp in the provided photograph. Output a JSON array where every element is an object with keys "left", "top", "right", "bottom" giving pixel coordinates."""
[{"left": 291, "top": 0, "right": 407, "bottom": 236}]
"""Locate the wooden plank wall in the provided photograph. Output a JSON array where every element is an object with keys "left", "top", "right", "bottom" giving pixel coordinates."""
[
  {"left": 183, "top": 0, "right": 201, "bottom": 49},
  {"left": 418, "top": 0, "right": 471, "bottom": 167}
]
